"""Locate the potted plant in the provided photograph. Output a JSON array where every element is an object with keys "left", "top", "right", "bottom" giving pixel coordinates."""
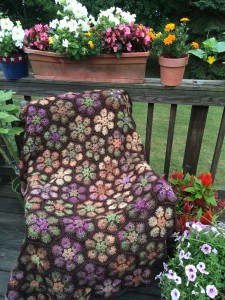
[
  {"left": 23, "top": 0, "right": 154, "bottom": 83},
  {"left": 0, "top": 90, "right": 24, "bottom": 208},
  {"left": 151, "top": 18, "right": 190, "bottom": 86},
  {"left": 0, "top": 17, "right": 28, "bottom": 79},
  {"left": 189, "top": 37, "right": 225, "bottom": 65},
  {"left": 168, "top": 170, "right": 224, "bottom": 233},
  {"left": 156, "top": 221, "right": 225, "bottom": 299}
]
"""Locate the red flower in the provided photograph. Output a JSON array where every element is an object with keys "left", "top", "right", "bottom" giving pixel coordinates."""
[
  {"left": 183, "top": 199, "right": 193, "bottom": 213},
  {"left": 177, "top": 170, "right": 184, "bottom": 179},
  {"left": 198, "top": 172, "right": 212, "bottom": 187},
  {"left": 195, "top": 198, "right": 204, "bottom": 207},
  {"left": 200, "top": 209, "right": 213, "bottom": 225}
]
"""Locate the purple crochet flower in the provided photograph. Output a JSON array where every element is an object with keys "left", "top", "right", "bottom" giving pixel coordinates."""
[
  {"left": 153, "top": 179, "right": 177, "bottom": 202},
  {"left": 26, "top": 106, "right": 49, "bottom": 134},
  {"left": 75, "top": 93, "right": 102, "bottom": 115},
  {"left": 62, "top": 183, "right": 86, "bottom": 204},
  {"left": 77, "top": 263, "right": 105, "bottom": 286},
  {"left": 62, "top": 216, "right": 94, "bottom": 239}
]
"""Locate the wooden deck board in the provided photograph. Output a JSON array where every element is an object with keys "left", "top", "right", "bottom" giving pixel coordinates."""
[{"left": 0, "top": 183, "right": 162, "bottom": 299}]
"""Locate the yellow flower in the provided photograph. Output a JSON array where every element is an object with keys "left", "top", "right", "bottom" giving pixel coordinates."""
[
  {"left": 191, "top": 42, "right": 199, "bottom": 49},
  {"left": 148, "top": 29, "right": 155, "bottom": 41},
  {"left": 48, "top": 36, "right": 54, "bottom": 44},
  {"left": 165, "top": 23, "right": 175, "bottom": 32},
  {"left": 156, "top": 32, "right": 162, "bottom": 38},
  {"left": 88, "top": 41, "right": 94, "bottom": 49},
  {"left": 207, "top": 56, "right": 216, "bottom": 64},
  {"left": 85, "top": 31, "right": 91, "bottom": 36},
  {"left": 139, "top": 25, "right": 143, "bottom": 30},
  {"left": 180, "top": 17, "right": 190, "bottom": 22},
  {"left": 163, "top": 34, "right": 176, "bottom": 45}
]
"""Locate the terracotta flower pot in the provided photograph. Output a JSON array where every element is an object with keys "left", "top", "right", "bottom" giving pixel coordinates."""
[
  {"left": 24, "top": 48, "right": 150, "bottom": 83},
  {"left": 159, "top": 55, "right": 189, "bottom": 86}
]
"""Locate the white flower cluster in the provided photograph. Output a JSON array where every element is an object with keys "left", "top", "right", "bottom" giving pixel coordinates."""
[
  {"left": 97, "top": 6, "right": 136, "bottom": 26},
  {"left": 0, "top": 18, "right": 24, "bottom": 48}
]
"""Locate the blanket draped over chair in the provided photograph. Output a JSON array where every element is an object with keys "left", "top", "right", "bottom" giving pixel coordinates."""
[{"left": 6, "top": 89, "right": 177, "bottom": 300}]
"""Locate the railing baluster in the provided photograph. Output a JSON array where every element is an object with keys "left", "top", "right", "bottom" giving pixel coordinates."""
[
  {"left": 164, "top": 104, "right": 177, "bottom": 179},
  {"left": 145, "top": 103, "right": 154, "bottom": 163},
  {"left": 210, "top": 107, "right": 225, "bottom": 181},
  {"left": 183, "top": 105, "right": 209, "bottom": 175}
]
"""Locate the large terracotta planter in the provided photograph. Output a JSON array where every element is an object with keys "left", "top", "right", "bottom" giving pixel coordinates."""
[
  {"left": 159, "top": 55, "right": 189, "bottom": 86},
  {"left": 24, "top": 48, "right": 150, "bottom": 83}
]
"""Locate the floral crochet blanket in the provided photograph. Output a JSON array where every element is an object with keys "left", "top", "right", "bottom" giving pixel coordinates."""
[{"left": 6, "top": 89, "right": 177, "bottom": 300}]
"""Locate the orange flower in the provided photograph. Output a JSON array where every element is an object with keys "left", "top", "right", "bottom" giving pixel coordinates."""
[
  {"left": 163, "top": 34, "right": 176, "bottom": 45},
  {"left": 200, "top": 209, "right": 213, "bottom": 225},
  {"left": 191, "top": 41, "right": 199, "bottom": 49},
  {"left": 198, "top": 172, "right": 212, "bottom": 187},
  {"left": 165, "top": 23, "right": 175, "bottom": 31},
  {"left": 180, "top": 17, "right": 190, "bottom": 22}
]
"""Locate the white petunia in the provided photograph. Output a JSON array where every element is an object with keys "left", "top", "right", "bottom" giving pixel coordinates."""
[
  {"left": 0, "top": 18, "right": 14, "bottom": 31},
  {"left": 62, "top": 39, "right": 69, "bottom": 47}
]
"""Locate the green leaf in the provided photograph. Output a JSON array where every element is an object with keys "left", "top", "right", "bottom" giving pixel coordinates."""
[
  {"left": 196, "top": 207, "right": 203, "bottom": 219},
  {"left": 204, "top": 195, "right": 217, "bottom": 206},
  {"left": 195, "top": 192, "right": 203, "bottom": 199},
  {"left": 4, "top": 115, "right": 19, "bottom": 122},
  {"left": 184, "top": 187, "right": 196, "bottom": 193},
  {"left": 7, "top": 127, "right": 24, "bottom": 135},
  {"left": 203, "top": 37, "right": 217, "bottom": 49},
  {"left": 0, "top": 104, "right": 18, "bottom": 112},
  {"left": 0, "top": 90, "right": 14, "bottom": 102},
  {"left": 188, "top": 49, "right": 205, "bottom": 58},
  {"left": 0, "top": 128, "right": 9, "bottom": 134},
  {"left": 216, "top": 42, "right": 225, "bottom": 53}
]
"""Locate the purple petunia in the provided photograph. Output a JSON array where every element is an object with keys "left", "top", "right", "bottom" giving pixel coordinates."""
[
  {"left": 197, "top": 262, "right": 209, "bottom": 275},
  {"left": 171, "top": 288, "right": 180, "bottom": 300},
  {"left": 201, "top": 244, "right": 212, "bottom": 254},
  {"left": 185, "top": 265, "right": 197, "bottom": 281},
  {"left": 206, "top": 285, "right": 218, "bottom": 299}
]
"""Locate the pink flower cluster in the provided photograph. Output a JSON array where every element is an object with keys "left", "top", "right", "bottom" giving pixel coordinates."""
[
  {"left": 24, "top": 24, "right": 50, "bottom": 51},
  {"left": 101, "top": 22, "right": 152, "bottom": 55}
]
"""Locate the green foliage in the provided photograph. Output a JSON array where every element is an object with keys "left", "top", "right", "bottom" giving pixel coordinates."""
[{"left": 0, "top": 90, "right": 23, "bottom": 173}]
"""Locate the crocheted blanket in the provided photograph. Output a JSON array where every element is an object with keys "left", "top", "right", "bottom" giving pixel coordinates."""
[{"left": 6, "top": 89, "right": 177, "bottom": 300}]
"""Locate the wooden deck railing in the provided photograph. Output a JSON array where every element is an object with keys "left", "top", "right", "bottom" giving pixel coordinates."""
[{"left": 1, "top": 75, "right": 225, "bottom": 191}]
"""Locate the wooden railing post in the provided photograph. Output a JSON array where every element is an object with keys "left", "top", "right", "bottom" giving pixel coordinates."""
[{"left": 183, "top": 105, "right": 209, "bottom": 175}]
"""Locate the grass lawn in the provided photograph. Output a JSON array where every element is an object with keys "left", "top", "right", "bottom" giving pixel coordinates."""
[{"left": 132, "top": 101, "right": 225, "bottom": 188}]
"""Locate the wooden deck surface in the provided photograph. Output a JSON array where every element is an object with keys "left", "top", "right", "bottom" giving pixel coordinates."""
[{"left": 0, "top": 182, "right": 162, "bottom": 300}]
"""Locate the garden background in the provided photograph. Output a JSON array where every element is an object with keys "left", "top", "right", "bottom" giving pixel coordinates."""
[{"left": 1, "top": 0, "right": 225, "bottom": 187}]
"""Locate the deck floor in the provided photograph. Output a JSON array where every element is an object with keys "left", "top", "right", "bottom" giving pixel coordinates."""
[{"left": 0, "top": 182, "right": 162, "bottom": 300}]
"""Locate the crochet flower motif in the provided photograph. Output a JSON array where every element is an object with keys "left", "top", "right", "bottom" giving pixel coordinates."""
[
  {"left": 153, "top": 179, "right": 177, "bottom": 203},
  {"left": 120, "top": 151, "right": 144, "bottom": 172},
  {"left": 7, "top": 269, "right": 24, "bottom": 296},
  {"left": 99, "top": 156, "right": 120, "bottom": 181},
  {"left": 85, "top": 135, "right": 105, "bottom": 161},
  {"left": 21, "top": 273, "right": 46, "bottom": 294},
  {"left": 50, "top": 167, "right": 72, "bottom": 186},
  {"left": 95, "top": 278, "right": 121, "bottom": 298},
  {"left": 26, "top": 106, "right": 49, "bottom": 134},
  {"left": 85, "top": 232, "right": 116, "bottom": 263},
  {"left": 52, "top": 237, "right": 84, "bottom": 271},
  {"left": 132, "top": 172, "right": 158, "bottom": 196},
  {"left": 61, "top": 183, "right": 86, "bottom": 204},
  {"left": 97, "top": 211, "right": 126, "bottom": 232},
  {"left": 26, "top": 211, "right": 60, "bottom": 243},
  {"left": 75, "top": 160, "right": 96, "bottom": 185},
  {"left": 36, "top": 150, "right": 60, "bottom": 174},
  {"left": 62, "top": 142, "right": 83, "bottom": 167},
  {"left": 44, "top": 124, "right": 68, "bottom": 150},
  {"left": 73, "top": 287, "right": 92, "bottom": 300},
  {"left": 20, "top": 244, "right": 50, "bottom": 273},
  {"left": 148, "top": 206, "right": 174, "bottom": 238},
  {"left": 126, "top": 131, "right": 143, "bottom": 152},
  {"left": 76, "top": 200, "right": 105, "bottom": 218},
  {"left": 69, "top": 115, "right": 92, "bottom": 142},
  {"left": 102, "top": 89, "right": 125, "bottom": 110},
  {"left": 115, "top": 171, "right": 137, "bottom": 192},
  {"left": 109, "top": 254, "right": 135, "bottom": 277},
  {"left": 107, "top": 130, "right": 125, "bottom": 157},
  {"left": 25, "top": 195, "right": 42, "bottom": 211},
  {"left": 139, "top": 242, "right": 165, "bottom": 266},
  {"left": 126, "top": 193, "right": 156, "bottom": 219},
  {"left": 50, "top": 99, "right": 75, "bottom": 123},
  {"left": 117, "top": 109, "right": 134, "bottom": 133},
  {"left": 23, "top": 136, "right": 43, "bottom": 162},
  {"left": 94, "top": 108, "right": 115, "bottom": 135},
  {"left": 45, "top": 271, "right": 74, "bottom": 299},
  {"left": 106, "top": 191, "right": 134, "bottom": 210},
  {"left": 74, "top": 92, "right": 102, "bottom": 115},
  {"left": 118, "top": 222, "right": 147, "bottom": 253},
  {"left": 62, "top": 216, "right": 95, "bottom": 240},
  {"left": 30, "top": 184, "right": 59, "bottom": 200},
  {"left": 77, "top": 263, "right": 105, "bottom": 286},
  {"left": 124, "top": 268, "right": 151, "bottom": 287},
  {"left": 45, "top": 200, "right": 74, "bottom": 217},
  {"left": 89, "top": 180, "right": 113, "bottom": 201}
]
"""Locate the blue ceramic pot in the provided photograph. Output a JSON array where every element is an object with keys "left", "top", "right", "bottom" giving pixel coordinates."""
[{"left": 0, "top": 53, "right": 29, "bottom": 80}]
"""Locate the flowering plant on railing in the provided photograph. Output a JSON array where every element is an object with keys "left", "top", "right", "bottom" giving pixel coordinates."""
[
  {"left": 151, "top": 18, "right": 190, "bottom": 58},
  {"left": 168, "top": 170, "right": 224, "bottom": 233},
  {"left": 0, "top": 17, "right": 25, "bottom": 57},
  {"left": 23, "top": 0, "right": 153, "bottom": 60},
  {"left": 189, "top": 37, "right": 225, "bottom": 65},
  {"left": 157, "top": 221, "right": 225, "bottom": 299}
]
